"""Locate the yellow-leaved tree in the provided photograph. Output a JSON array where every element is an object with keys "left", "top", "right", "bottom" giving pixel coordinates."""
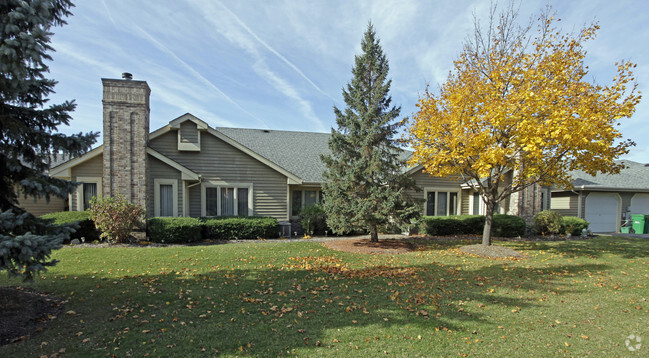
[{"left": 406, "top": 4, "right": 640, "bottom": 246}]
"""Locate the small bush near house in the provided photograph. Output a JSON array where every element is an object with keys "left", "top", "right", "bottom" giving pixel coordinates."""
[
  {"left": 89, "top": 195, "right": 145, "bottom": 243},
  {"left": 299, "top": 204, "right": 328, "bottom": 235},
  {"left": 201, "top": 217, "right": 280, "bottom": 240},
  {"left": 534, "top": 210, "right": 563, "bottom": 235},
  {"left": 148, "top": 217, "right": 202, "bottom": 243},
  {"left": 491, "top": 214, "right": 526, "bottom": 237},
  {"left": 562, "top": 216, "right": 589, "bottom": 236},
  {"left": 41, "top": 211, "right": 100, "bottom": 242},
  {"left": 419, "top": 214, "right": 525, "bottom": 237}
]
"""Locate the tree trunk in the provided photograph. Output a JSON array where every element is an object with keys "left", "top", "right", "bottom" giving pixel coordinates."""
[
  {"left": 482, "top": 199, "right": 495, "bottom": 246},
  {"left": 370, "top": 225, "right": 379, "bottom": 242}
]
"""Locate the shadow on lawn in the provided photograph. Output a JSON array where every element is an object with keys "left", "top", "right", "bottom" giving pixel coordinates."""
[
  {"left": 5, "top": 257, "right": 611, "bottom": 357},
  {"left": 509, "top": 236, "right": 649, "bottom": 259}
]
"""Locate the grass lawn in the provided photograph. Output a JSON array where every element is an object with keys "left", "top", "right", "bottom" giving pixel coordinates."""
[{"left": 1, "top": 236, "right": 648, "bottom": 357}]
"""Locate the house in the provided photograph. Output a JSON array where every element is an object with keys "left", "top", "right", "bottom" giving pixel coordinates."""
[
  {"left": 551, "top": 161, "right": 649, "bottom": 232},
  {"left": 42, "top": 75, "right": 545, "bottom": 231},
  {"left": 16, "top": 154, "right": 70, "bottom": 216}
]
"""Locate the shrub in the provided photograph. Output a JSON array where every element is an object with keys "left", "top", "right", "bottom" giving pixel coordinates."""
[
  {"left": 492, "top": 214, "right": 526, "bottom": 237},
  {"left": 561, "top": 216, "right": 589, "bottom": 236},
  {"left": 201, "top": 217, "right": 279, "bottom": 240},
  {"left": 534, "top": 210, "right": 563, "bottom": 235},
  {"left": 419, "top": 214, "right": 525, "bottom": 237},
  {"left": 41, "top": 211, "right": 100, "bottom": 242},
  {"left": 148, "top": 217, "right": 202, "bottom": 243},
  {"left": 299, "top": 204, "right": 328, "bottom": 235},
  {"left": 89, "top": 195, "right": 145, "bottom": 243}
]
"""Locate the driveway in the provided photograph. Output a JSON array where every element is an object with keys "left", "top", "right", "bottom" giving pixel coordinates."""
[{"left": 595, "top": 232, "right": 649, "bottom": 239}]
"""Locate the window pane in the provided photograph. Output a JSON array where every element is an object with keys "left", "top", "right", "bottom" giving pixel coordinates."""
[
  {"left": 83, "top": 183, "right": 97, "bottom": 210},
  {"left": 449, "top": 192, "right": 457, "bottom": 216},
  {"left": 473, "top": 192, "right": 480, "bottom": 215},
  {"left": 206, "top": 188, "right": 218, "bottom": 216},
  {"left": 160, "top": 184, "right": 173, "bottom": 217},
  {"left": 237, "top": 188, "right": 249, "bottom": 216},
  {"left": 221, "top": 187, "right": 234, "bottom": 216},
  {"left": 437, "top": 192, "right": 448, "bottom": 216},
  {"left": 426, "top": 192, "right": 435, "bottom": 216},
  {"left": 292, "top": 190, "right": 302, "bottom": 216},
  {"left": 305, "top": 190, "right": 317, "bottom": 208}
]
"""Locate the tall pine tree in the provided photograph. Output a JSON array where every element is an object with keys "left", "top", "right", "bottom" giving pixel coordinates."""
[
  {"left": 321, "top": 23, "right": 420, "bottom": 242},
  {"left": 0, "top": 0, "right": 98, "bottom": 280}
]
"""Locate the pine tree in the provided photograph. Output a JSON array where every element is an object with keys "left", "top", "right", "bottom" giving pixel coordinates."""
[
  {"left": 321, "top": 23, "right": 420, "bottom": 242},
  {"left": 0, "top": 0, "right": 98, "bottom": 280}
]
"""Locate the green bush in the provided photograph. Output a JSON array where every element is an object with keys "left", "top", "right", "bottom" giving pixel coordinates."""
[
  {"left": 534, "top": 210, "right": 563, "bottom": 235},
  {"left": 299, "top": 204, "right": 328, "bottom": 235},
  {"left": 148, "top": 217, "right": 202, "bottom": 243},
  {"left": 419, "top": 214, "right": 525, "bottom": 237},
  {"left": 492, "top": 214, "right": 526, "bottom": 237},
  {"left": 201, "top": 217, "right": 279, "bottom": 240},
  {"left": 41, "top": 211, "right": 100, "bottom": 242},
  {"left": 561, "top": 216, "right": 589, "bottom": 236}
]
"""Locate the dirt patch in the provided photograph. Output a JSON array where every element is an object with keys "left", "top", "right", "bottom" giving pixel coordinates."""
[
  {"left": 459, "top": 244, "right": 525, "bottom": 259},
  {"left": 322, "top": 237, "right": 418, "bottom": 254},
  {"left": 0, "top": 287, "right": 64, "bottom": 346}
]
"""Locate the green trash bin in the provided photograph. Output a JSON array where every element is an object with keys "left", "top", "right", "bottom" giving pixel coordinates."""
[{"left": 631, "top": 214, "right": 649, "bottom": 234}]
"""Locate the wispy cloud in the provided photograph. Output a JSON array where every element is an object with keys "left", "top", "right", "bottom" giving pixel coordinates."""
[
  {"left": 215, "top": 0, "right": 332, "bottom": 100},
  {"left": 131, "top": 24, "right": 270, "bottom": 128}
]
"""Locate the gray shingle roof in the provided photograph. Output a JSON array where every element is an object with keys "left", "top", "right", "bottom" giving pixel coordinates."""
[
  {"left": 564, "top": 160, "right": 649, "bottom": 191},
  {"left": 216, "top": 128, "right": 332, "bottom": 183},
  {"left": 216, "top": 127, "right": 413, "bottom": 183}
]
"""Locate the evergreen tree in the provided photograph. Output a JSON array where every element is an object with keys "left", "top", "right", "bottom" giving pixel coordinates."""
[
  {"left": 321, "top": 23, "right": 420, "bottom": 242},
  {"left": 0, "top": 0, "right": 98, "bottom": 280}
]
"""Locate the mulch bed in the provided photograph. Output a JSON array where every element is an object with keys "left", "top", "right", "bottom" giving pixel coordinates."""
[{"left": 0, "top": 287, "right": 64, "bottom": 347}]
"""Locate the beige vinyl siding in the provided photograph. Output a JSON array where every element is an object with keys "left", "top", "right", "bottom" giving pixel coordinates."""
[
  {"left": 407, "top": 168, "right": 465, "bottom": 215},
  {"left": 148, "top": 156, "right": 182, "bottom": 217},
  {"left": 17, "top": 190, "right": 66, "bottom": 216},
  {"left": 150, "top": 131, "right": 288, "bottom": 220},
  {"left": 460, "top": 189, "right": 471, "bottom": 215},
  {"left": 551, "top": 192, "right": 578, "bottom": 217},
  {"left": 69, "top": 154, "right": 103, "bottom": 211}
]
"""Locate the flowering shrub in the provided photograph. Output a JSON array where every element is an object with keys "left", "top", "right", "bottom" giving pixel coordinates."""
[{"left": 89, "top": 195, "right": 145, "bottom": 243}]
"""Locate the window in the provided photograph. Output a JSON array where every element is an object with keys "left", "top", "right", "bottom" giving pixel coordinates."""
[
  {"left": 75, "top": 177, "right": 102, "bottom": 211},
  {"left": 425, "top": 189, "right": 459, "bottom": 216},
  {"left": 202, "top": 183, "right": 252, "bottom": 217},
  {"left": 291, "top": 189, "right": 321, "bottom": 217},
  {"left": 82, "top": 183, "right": 97, "bottom": 210},
  {"left": 154, "top": 179, "right": 178, "bottom": 217},
  {"left": 472, "top": 192, "right": 480, "bottom": 215}
]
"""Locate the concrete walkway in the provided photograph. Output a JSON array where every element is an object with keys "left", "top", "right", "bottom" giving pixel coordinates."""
[{"left": 595, "top": 232, "right": 649, "bottom": 239}]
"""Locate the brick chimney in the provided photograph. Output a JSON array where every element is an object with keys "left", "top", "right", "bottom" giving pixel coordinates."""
[{"left": 101, "top": 75, "right": 150, "bottom": 210}]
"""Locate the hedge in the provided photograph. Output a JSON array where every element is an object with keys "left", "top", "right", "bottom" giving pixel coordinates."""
[
  {"left": 561, "top": 216, "right": 589, "bottom": 236},
  {"left": 41, "top": 211, "right": 100, "bottom": 242},
  {"left": 148, "top": 217, "right": 203, "bottom": 244},
  {"left": 419, "top": 214, "right": 526, "bottom": 237},
  {"left": 147, "top": 216, "right": 280, "bottom": 243},
  {"left": 201, "top": 217, "right": 279, "bottom": 240}
]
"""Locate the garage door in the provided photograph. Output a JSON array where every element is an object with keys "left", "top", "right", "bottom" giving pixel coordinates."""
[
  {"left": 630, "top": 194, "right": 649, "bottom": 214},
  {"left": 585, "top": 193, "right": 620, "bottom": 232}
]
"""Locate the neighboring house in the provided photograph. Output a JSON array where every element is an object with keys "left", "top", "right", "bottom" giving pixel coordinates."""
[
  {"left": 16, "top": 154, "right": 71, "bottom": 216},
  {"left": 45, "top": 75, "right": 546, "bottom": 230},
  {"left": 551, "top": 161, "right": 649, "bottom": 233}
]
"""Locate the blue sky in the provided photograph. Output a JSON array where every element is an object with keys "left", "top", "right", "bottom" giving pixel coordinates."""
[{"left": 47, "top": 0, "right": 648, "bottom": 162}]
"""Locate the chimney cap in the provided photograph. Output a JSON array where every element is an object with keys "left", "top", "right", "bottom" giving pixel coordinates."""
[{"left": 122, "top": 72, "right": 133, "bottom": 80}]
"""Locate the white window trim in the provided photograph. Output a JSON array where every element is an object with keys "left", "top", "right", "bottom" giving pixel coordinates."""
[
  {"left": 469, "top": 192, "right": 483, "bottom": 215},
  {"left": 75, "top": 176, "right": 102, "bottom": 211},
  {"left": 424, "top": 188, "right": 461, "bottom": 216},
  {"left": 177, "top": 130, "right": 201, "bottom": 151},
  {"left": 154, "top": 179, "right": 179, "bottom": 217},
  {"left": 201, "top": 181, "right": 253, "bottom": 217}
]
